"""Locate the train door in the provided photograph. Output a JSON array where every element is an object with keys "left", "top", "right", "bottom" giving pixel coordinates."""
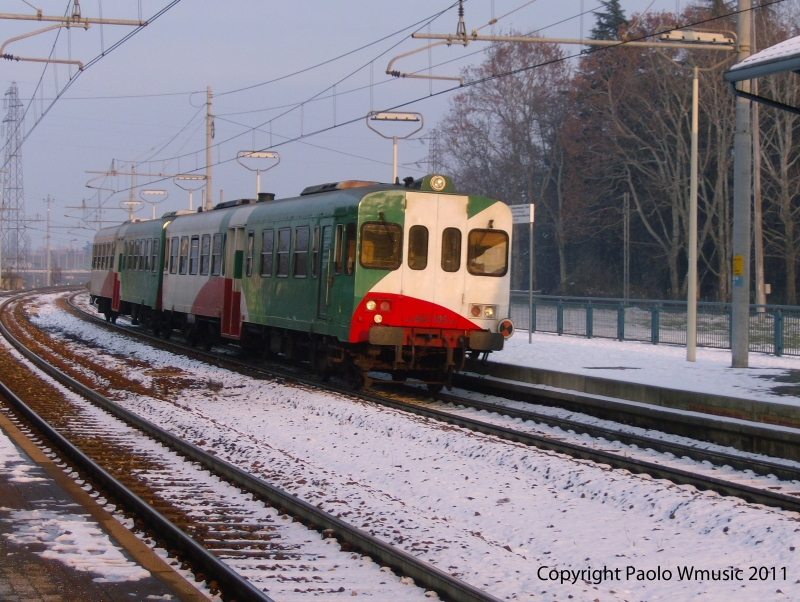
[
  {"left": 433, "top": 195, "right": 467, "bottom": 314},
  {"left": 111, "top": 240, "right": 121, "bottom": 312},
  {"left": 402, "top": 194, "right": 436, "bottom": 317},
  {"left": 221, "top": 226, "right": 244, "bottom": 338},
  {"left": 317, "top": 221, "right": 333, "bottom": 320}
]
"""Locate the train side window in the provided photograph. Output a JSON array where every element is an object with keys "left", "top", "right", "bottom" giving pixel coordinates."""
[
  {"left": 200, "top": 234, "right": 211, "bottom": 275},
  {"left": 345, "top": 222, "right": 356, "bottom": 275},
  {"left": 141, "top": 239, "right": 147, "bottom": 270},
  {"left": 169, "top": 237, "right": 179, "bottom": 274},
  {"left": 189, "top": 236, "right": 200, "bottom": 275},
  {"left": 333, "top": 225, "right": 343, "bottom": 275},
  {"left": 360, "top": 222, "right": 402, "bottom": 270},
  {"left": 151, "top": 239, "right": 159, "bottom": 273},
  {"left": 221, "top": 234, "right": 227, "bottom": 277},
  {"left": 179, "top": 236, "right": 189, "bottom": 275},
  {"left": 144, "top": 239, "right": 151, "bottom": 272},
  {"left": 245, "top": 231, "right": 254, "bottom": 277},
  {"left": 98, "top": 244, "right": 104, "bottom": 270},
  {"left": 260, "top": 229, "right": 274, "bottom": 277},
  {"left": 294, "top": 226, "right": 309, "bottom": 278},
  {"left": 163, "top": 238, "right": 169, "bottom": 273},
  {"left": 408, "top": 225, "right": 428, "bottom": 270},
  {"left": 276, "top": 228, "right": 290, "bottom": 277},
  {"left": 131, "top": 240, "right": 138, "bottom": 270},
  {"left": 312, "top": 226, "right": 319, "bottom": 278},
  {"left": 441, "top": 228, "right": 462, "bottom": 273},
  {"left": 211, "top": 233, "right": 223, "bottom": 276}
]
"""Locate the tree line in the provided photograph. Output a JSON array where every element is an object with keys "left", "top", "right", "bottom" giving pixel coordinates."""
[{"left": 436, "top": 1, "right": 800, "bottom": 304}]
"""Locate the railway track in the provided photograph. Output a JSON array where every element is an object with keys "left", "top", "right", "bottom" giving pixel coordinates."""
[
  {"left": 0, "top": 289, "right": 501, "bottom": 602},
  {"left": 56, "top": 289, "right": 800, "bottom": 515}
]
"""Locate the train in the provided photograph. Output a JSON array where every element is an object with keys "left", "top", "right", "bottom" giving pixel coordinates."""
[{"left": 89, "top": 174, "right": 514, "bottom": 390}]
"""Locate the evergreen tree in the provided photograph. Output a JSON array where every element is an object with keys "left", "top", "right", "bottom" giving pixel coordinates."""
[{"left": 590, "top": 0, "right": 627, "bottom": 40}]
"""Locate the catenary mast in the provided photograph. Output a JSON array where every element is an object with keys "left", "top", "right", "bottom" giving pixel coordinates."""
[{"left": 2, "top": 82, "right": 28, "bottom": 287}]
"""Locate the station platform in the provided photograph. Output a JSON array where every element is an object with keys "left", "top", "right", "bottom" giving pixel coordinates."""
[
  {"left": 0, "top": 409, "right": 207, "bottom": 602},
  {"left": 462, "top": 331, "right": 800, "bottom": 432}
]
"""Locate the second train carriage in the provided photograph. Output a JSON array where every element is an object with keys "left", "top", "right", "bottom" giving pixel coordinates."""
[{"left": 90, "top": 174, "right": 514, "bottom": 388}]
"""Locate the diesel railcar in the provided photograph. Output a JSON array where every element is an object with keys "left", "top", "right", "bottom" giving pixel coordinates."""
[{"left": 89, "top": 174, "right": 514, "bottom": 389}]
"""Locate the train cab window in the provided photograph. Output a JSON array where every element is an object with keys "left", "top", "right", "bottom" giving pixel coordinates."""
[
  {"left": 245, "top": 231, "right": 254, "bottom": 277},
  {"left": 360, "top": 222, "right": 402, "bottom": 270},
  {"left": 144, "top": 239, "right": 151, "bottom": 272},
  {"left": 294, "top": 226, "right": 309, "bottom": 278},
  {"left": 441, "top": 228, "right": 462, "bottom": 273},
  {"left": 211, "top": 233, "right": 223, "bottom": 276},
  {"left": 169, "top": 237, "right": 179, "bottom": 274},
  {"left": 189, "top": 236, "right": 200, "bottom": 275},
  {"left": 333, "top": 225, "right": 343, "bottom": 275},
  {"left": 467, "top": 229, "right": 509, "bottom": 276},
  {"left": 151, "top": 239, "right": 159, "bottom": 273},
  {"left": 276, "top": 228, "right": 290, "bottom": 277},
  {"left": 260, "top": 229, "right": 274, "bottom": 277},
  {"left": 179, "top": 236, "right": 189, "bottom": 275},
  {"left": 408, "top": 225, "right": 428, "bottom": 270},
  {"left": 200, "top": 234, "right": 211, "bottom": 275},
  {"left": 311, "top": 226, "right": 319, "bottom": 278},
  {"left": 345, "top": 222, "right": 356, "bottom": 275}
]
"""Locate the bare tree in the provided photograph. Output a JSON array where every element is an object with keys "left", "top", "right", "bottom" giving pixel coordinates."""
[{"left": 438, "top": 36, "right": 575, "bottom": 291}]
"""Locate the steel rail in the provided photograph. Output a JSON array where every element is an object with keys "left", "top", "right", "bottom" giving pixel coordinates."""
[
  {"left": 0, "top": 325, "right": 273, "bottom": 601},
  {"left": 429, "top": 389, "right": 800, "bottom": 483},
  {"left": 61, "top": 291, "right": 800, "bottom": 515},
  {"left": 3, "top": 291, "right": 503, "bottom": 602}
]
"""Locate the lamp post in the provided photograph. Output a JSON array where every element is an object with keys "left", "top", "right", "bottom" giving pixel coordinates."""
[
  {"left": 173, "top": 175, "right": 206, "bottom": 211},
  {"left": 236, "top": 151, "right": 280, "bottom": 198},
  {"left": 366, "top": 111, "right": 423, "bottom": 183},
  {"left": 139, "top": 189, "right": 169, "bottom": 220}
]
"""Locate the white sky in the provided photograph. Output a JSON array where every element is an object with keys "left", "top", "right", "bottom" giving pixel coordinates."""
[{"left": 2, "top": 0, "right": 689, "bottom": 251}]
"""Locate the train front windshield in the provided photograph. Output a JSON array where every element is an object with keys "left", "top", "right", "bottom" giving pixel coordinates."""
[{"left": 467, "top": 229, "right": 509, "bottom": 277}]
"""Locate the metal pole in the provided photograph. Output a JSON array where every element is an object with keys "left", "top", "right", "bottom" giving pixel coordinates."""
[
  {"left": 623, "top": 192, "right": 630, "bottom": 300},
  {"left": 256, "top": 169, "right": 261, "bottom": 197},
  {"left": 205, "top": 86, "right": 213, "bottom": 211},
  {"left": 529, "top": 219, "right": 533, "bottom": 344},
  {"left": 128, "top": 166, "right": 135, "bottom": 221},
  {"left": 392, "top": 136, "right": 398, "bottom": 183},
  {"left": 752, "top": 15, "right": 765, "bottom": 310},
  {"left": 731, "top": 0, "right": 752, "bottom": 368},
  {"left": 45, "top": 195, "right": 51, "bottom": 287},
  {"left": 687, "top": 67, "right": 699, "bottom": 362}
]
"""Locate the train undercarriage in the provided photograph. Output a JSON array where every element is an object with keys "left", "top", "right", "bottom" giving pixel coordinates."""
[{"left": 90, "top": 296, "right": 485, "bottom": 391}]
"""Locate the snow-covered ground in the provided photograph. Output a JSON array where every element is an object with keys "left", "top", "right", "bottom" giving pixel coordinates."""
[
  {"left": 493, "top": 331, "right": 800, "bottom": 405},
  {"left": 0, "top": 426, "right": 152, "bottom": 583},
  {"left": 16, "top": 293, "right": 800, "bottom": 601}
]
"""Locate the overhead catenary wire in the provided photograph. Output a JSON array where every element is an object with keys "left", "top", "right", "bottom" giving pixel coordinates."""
[{"left": 114, "top": 0, "right": 783, "bottom": 196}]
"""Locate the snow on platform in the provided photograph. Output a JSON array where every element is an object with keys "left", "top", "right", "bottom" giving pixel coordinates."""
[{"left": 493, "top": 331, "right": 800, "bottom": 405}]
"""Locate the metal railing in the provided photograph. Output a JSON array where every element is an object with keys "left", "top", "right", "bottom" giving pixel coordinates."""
[{"left": 510, "top": 292, "right": 800, "bottom": 356}]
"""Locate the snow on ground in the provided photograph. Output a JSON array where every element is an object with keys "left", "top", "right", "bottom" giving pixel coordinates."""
[
  {"left": 493, "top": 331, "right": 800, "bottom": 405},
  {"left": 0, "top": 427, "right": 151, "bottom": 583},
  {"left": 19, "top": 293, "right": 800, "bottom": 600}
]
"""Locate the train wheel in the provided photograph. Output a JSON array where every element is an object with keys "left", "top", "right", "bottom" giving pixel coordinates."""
[
  {"left": 426, "top": 383, "right": 444, "bottom": 394},
  {"left": 391, "top": 372, "right": 408, "bottom": 382}
]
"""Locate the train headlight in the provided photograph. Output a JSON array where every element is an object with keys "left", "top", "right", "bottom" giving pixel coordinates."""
[
  {"left": 484, "top": 305, "right": 496, "bottom": 318},
  {"left": 374, "top": 314, "right": 383, "bottom": 323},
  {"left": 366, "top": 300, "right": 377, "bottom": 311}
]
